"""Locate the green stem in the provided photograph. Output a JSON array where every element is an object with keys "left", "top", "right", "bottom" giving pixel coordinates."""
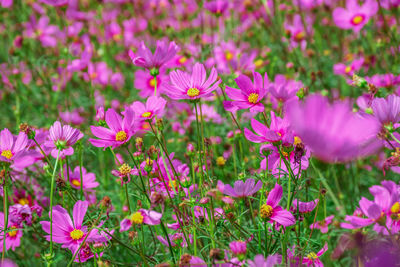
[
  {"left": 2, "top": 167, "right": 8, "bottom": 262},
  {"left": 49, "top": 150, "right": 61, "bottom": 259}
]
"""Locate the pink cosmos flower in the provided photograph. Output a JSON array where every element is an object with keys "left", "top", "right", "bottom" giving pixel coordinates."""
[
  {"left": 0, "top": 212, "right": 22, "bottom": 252},
  {"left": 292, "top": 199, "right": 319, "bottom": 214},
  {"left": 40, "top": 0, "right": 68, "bottom": 6},
  {"left": 40, "top": 201, "right": 107, "bottom": 252},
  {"left": 333, "top": 58, "right": 364, "bottom": 77},
  {"left": 244, "top": 119, "right": 283, "bottom": 144},
  {"left": 229, "top": 240, "right": 247, "bottom": 255},
  {"left": 248, "top": 254, "right": 282, "bottom": 267},
  {"left": 371, "top": 94, "right": 400, "bottom": 126},
  {"left": 120, "top": 209, "right": 162, "bottom": 231},
  {"left": 165, "top": 62, "right": 221, "bottom": 100},
  {"left": 0, "top": 129, "right": 28, "bottom": 164},
  {"left": 284, "top": 14, "right": 312, "bottom": 50},
  {"left": 223, "top": 72, "right": 269, "bottom": 113},
  {"left": 0, "top": 0, "right": 12, "bottom": 8},
  {"left": 89, "top": 108, "right": 137, "bottom": 149},
  {"left": 65, "top": 166, "right": 99, "bottom": 190},
  {"left": 310, "top": 215, "right": 334, "bottom": 233},
  {"left": 129, "top": 40, "right": 178, "bottom": 70},
  {"left": 302, "top": 243, "right": 328, "bottom": 266},
  {"left": 287, "top": 94, "right": 381, "bottom": 162},
  {"left": 204, "top": 0, "right": 230, "bottom": 16},
  {"left": 269, "top": 74, "right": 303, "bottom": 103},
  {"left": 59, "top": 109, "right": 85, "bottom": 125},
  {"left": 131, "top": 96, "right": 167, "bottom": 121},
  {"left": 23, "top": 16, "right": 60, "bottom": 47},
  {"left": 260, "top": 183, "right": 296, "bottom": 226},
  {"left": 223, "top": 178, "right": 262, "bottom": 198},
  {"left": 45, "top": 121, "right": 83, "bottom": 158},
  {"left": 333, "top": 0, "right": 378, "bottom": 33}
]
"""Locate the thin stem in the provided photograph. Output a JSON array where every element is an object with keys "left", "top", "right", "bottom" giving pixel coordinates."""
[
  {"left": 2, "top": 167, "right": 8, "bottom": 262},
  {"left": 49, "top": 150, "right": 61, "bottom": 259}
]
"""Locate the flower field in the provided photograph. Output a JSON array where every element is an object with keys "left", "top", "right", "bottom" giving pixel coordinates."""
[{"left": 0, "top": 0, "right": 400, "bottom": 266}]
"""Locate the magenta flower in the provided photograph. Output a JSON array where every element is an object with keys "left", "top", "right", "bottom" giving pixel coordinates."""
[
  {"left": 291, "top": 199, "right": 319, "bottom": 214},
  {"left": 333, "top": 0, "right": 378, "bottom": 32},
  {"left": 244, "top": 119, "right": 282, "bottom": 144},
  {"left": 223, "top": 72, "right": 269, "bottom": 113},
  {"left": 223, "top": 178, "right": 262, "bottom": 198},
  {"left": 129, "top": 40, "right": 178, "bottom": 70},
  {"left": 333, "top": 58, "right": 364, "bottom": 77},
  {"left": 229, "top": 240, "right": 247, "bottom": 255},
  {"left": 89, "top": 108, "right": 137, "bottom": 149},
  {"left": 0, "top": 129, "right": 28, "bottom": 164},
  {"left": 0, "top": 0, "right": 12, "bottom": 8},
  {"left": 131, "top": 96, "right": 167, "bottom": 121},
  {"left": 65, "top": 166, "right": 99, "bottom": 190},
  {"left": 40, "top": 0, "right": 68, "bottom": 6},
  {"left": 204, "top": 0, "right": 230, "bottom": 15},
  {"left": 269, "top": 74, "right": 303, "bottom": 103},
  {"left": 45, "top": 121, "right": 83, "bottom": 158},
  {"left": 23, "top": 16, "right": 60, "bottom": 47},
  {"left": 260, "top": 183, "right": 295, "bottom": 226},
  {"left": 310, "top": 215, "right": 334, "bottom": 233},
  {"left": 248, "top": 254, "right": 281, "bottom": 267},
  {"left": 302, "top": 243, "right": 328, "bottom": 267},
  {"left": 287, "top": 94, "right": 381, "bottom": 162},
  {"left": 40, "top": 201, "right": 106, "bottom": 251},
  {"left": 371, "top": 94, "right": 400, "bottom": 126},
  {"left": 0, "top": 212, "right": 22, "bottom": 252},
  {"left": 120, "top": 209, "right": 162, "bottom": 231},
  {"left": 165, "top": 62, "right": 221, "bottom": 100}
]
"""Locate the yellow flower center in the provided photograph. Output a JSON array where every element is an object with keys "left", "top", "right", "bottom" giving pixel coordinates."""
[
  {"left": 90, "top": 72, "right": 98, "bottom": 80},
  {"left": 118, "top": 163, "right": 132, "bottom": 176},
  {"left": 130, "top": 212, "right": 144, "bottom": 224},
  {"left": 187, "top": 87, "right": 200, "bottom": 98},
  {"left": 169, "top": 180, "right": 178, "bottom": 190},
  {"left": 71, "top": 179, "right": 81, "bottom": 187},
  {"left": 7, "top": 226, "right": 18, "bottom": 237},
  {"left": 142, "top": 111, "right": 152, "bottom": 118},
  {"left": 70, "top": 229, "right": 84, "bottom": 240},
  {"left": 345, "top": 66, "right": 352, "bottom": 74},
  {"left": 18, "top": 198, "right": 29, "bottom": 206},
  {"left": 260, "top": 204, "right": 273, "bottom": 218},
  {"left": 178, "top": 56, "right": 187, "bottom": 64},
  {"left": 149, "top": 78, "right": 156, "bottom": 88},
  {"left": 391, "top": 202, "right": 400, "bottom": 214},
  {"left": 115, "top": 131, "right": 128, "bottom": 142},
  {"left": 216, "top": 156, "right": 226, "bottom": 167},
  {"left": 1, "top": 150, "right": 13, "bottom": 159},
  {"left": 352, "top": 15, "right": 364, "bottom": 25},
  {"left": 112, "top": 34, "right": 121, "bottom": 41},
  {"left": 307, "top": 252, "right": 318, "bottom": 260},
  {"left": 294, "top": 136, "right": 302, "bottom": 146},
  {"left": 294, "top": 31, "right": 305, "bottom": 42},
  {"left": 254, "top": 59, "right": 263, "bottom": 68},
  {"left": 225, "top": 51, "right": 233, "bottom": 61},
  {"left": 248, "top": 93, "right": 259, "bottom": 104}
]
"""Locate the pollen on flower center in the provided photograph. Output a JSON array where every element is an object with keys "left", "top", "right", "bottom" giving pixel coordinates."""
[
  {"left": 142, "top": 111, "right": 152, "bottom": 118},
  {"left": 7, "top": 226, "right": 18, "bottom": 237},
  {"left": 351, "top": 15, "right": 364, "bottom": 25},
  {"left": 187, "top": 87, "right": 200, "bottom": 97},
  {"left": 18, "top": 198, "right": 29, "bottom": 206},
  {"left": 1, "top": 150, "right": 13, "bottom": 159},
  {"left": 260, "top": 204, "right": 273, "bottom": 218},
  {"left": 294, "top": 31, "right": 305, "bottom": 42},
  {"left": 149, "top": 78, "right": 156, "bottom": 88},
  {"left": 294, "top": 136, "right": 302, "bottom": 146},
  {"left": 178, "top": 56, "right": 187, "bottom": 64},
  {"left": 307, "top": 252, "right": 318, "bottom": 260},
  {"left": 130, "top": 211, "right": 144, "bottom": 224},
  {"left": 70, "top": 229, "right": 84, "bottom": 240},
  {"left": 391, "top": 202, "right": 400, "bottom": 214},
  {"left": 345, "top": 66, "right": 352, "bottom": 73},
  {"left": 118, "top": 163, "right": 132, "bottom": 176},
  {"left": 248, "top": 93, "right": 259, "bottom": 104},
  {"left": 225, "top": 51, "right": 233, "bottom": 61},
  {"left": 71, "top": 179, "right": 81, "bottom": 187},
  {"left": 115, "top": 131, "right": 128, "bottom": 142}
]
